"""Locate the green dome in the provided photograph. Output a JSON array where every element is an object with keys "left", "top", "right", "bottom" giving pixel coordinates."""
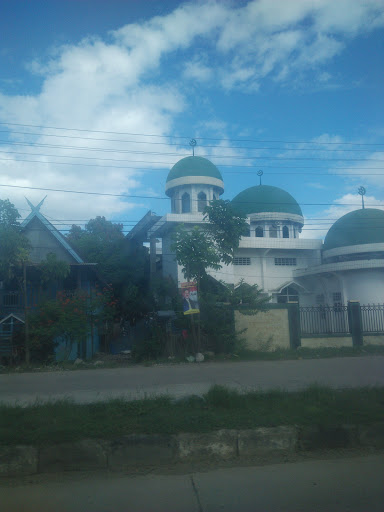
[
  {"left": 324, "top": 208, "right": 384, "bottom": 251},
  {"left": 231, "top": 185, "right": 303, "bottom": 216},
  {"left": 166, "top": 156, "right": 223, "bottom": 182}
]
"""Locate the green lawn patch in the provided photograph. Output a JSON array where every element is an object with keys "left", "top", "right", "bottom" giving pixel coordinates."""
[{"left": 1, "top": 385, "right": 383, "bottom": 446}]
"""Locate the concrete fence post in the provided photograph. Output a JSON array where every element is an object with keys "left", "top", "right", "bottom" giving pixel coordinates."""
[
  {"left": 348, "top": 301, "right": 363, "bottom": 347},
  {"left": 287, "top": 302, "right": 301, "bottom": 349}
]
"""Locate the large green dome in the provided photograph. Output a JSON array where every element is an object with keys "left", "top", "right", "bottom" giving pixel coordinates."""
[
  {"left": 324, "top": 208, "right": 384, "bottom": 251},
  {"left": 166, "top": 156, "right": 223, "bottom": 182},
  {"left": 231, "top": 185, "right": 302, "bottom": 216}
]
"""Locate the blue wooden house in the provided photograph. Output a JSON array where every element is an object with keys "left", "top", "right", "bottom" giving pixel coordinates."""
[{"left": 0, "top": 198, "right": 103, "bottom": 362}]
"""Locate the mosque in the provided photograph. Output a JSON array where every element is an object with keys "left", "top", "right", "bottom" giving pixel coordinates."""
[{"left": 130, "top": 155, "right": 384, "bottom": 307}]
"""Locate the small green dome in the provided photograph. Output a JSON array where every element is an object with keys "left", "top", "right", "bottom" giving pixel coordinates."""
[
  {"left": 166, "top": 156, "right": 223, "bottom": 183},
  {"left": 231, "top": 185, "right": 302, "bottom": 216},
  {"left": 324, "top": 208, "right": 384, "bottom": 251}
]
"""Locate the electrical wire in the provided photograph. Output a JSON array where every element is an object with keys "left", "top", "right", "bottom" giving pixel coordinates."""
[
  {"left": 2, "top": 182, "right": 382, "bottom": 207},
  {"left": 0, "top": 150, "right": 384, "bottom": 172},
  {"left": 0, "top": 129, "right": 381, "bottom": 153},
  {"left": 1, "top": 121, "right": 384, "bottom": 146},
  {"left": 1, "top": 140, "right": 383, "bottom": 162}
]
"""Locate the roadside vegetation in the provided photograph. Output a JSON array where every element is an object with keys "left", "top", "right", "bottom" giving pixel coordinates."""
[
  {"left": 1, "top": 385, "right": 383, "bottom": 446},
  {"left": 1, "top": 345, "right": 384, "bottom": 374}
]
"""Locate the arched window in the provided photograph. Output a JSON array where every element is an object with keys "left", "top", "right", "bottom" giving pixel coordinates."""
[
  {"left": 256, "top": 226, "right": 264, "bottom": 238},
  {"left": 277, "top": 286, "right": 299, "bottom": 304},
  {"left": 197, "top": 191, "right": 207, "bottom": 212},
  {"left": 181, "top": 192, "right": 191, "bottom": 213},
  {"left": 269, "top": 226, "right": 278, "bottom": 238},
  {"left": 283, "top": 226, "right": 289, "bottom": 238}
]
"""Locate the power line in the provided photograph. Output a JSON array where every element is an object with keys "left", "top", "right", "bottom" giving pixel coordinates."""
[
  {"left": 2, "top": 149, "right": 384, "bottom": 174},
  {"left": 2, "top": 182, "right": 383, "bottom": 206},
  {"left": 1, "top": 140, "right": 383, "bottom": 162},
  {"left": 0, "top": 151, "right": 384, "bottom": 177},
  {"left": 0, "top": 129, "right": 380, "bottom": 153},
  {"left": 2, "top": 154, "right": 383, "bottom": 174},
  {"left": 1, "top": 121, "right": 383, "bottom": 146}
]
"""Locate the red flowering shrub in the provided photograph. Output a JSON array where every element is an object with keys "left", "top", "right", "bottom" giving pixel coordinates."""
[{"left": 29, "top": 287, "right": 117, "bottom": 361}]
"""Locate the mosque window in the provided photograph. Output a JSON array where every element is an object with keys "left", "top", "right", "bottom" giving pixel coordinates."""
[
  {"left": 197, "top": 191, "right": 207, "bottom": 212},
  {"left": 282, "top": 226, "right": 289, "bottom": 238},
  {"left": 255, "top": 226, "right": 264, "bottom": 238},
  {"left": 269, "top": 226, "right": 278, "bottom": 238},
  {"left": 181, "top": 193, "right": 191, "bottom": 213},
  {"left": 332, "top": 292, "right": 343, "bottom": 311},
  {"left": 274, "top": 258, "right": 297, "bottom": 266},
  {"left": 234, "top": 257, "right": 251, "bottom": 265}
]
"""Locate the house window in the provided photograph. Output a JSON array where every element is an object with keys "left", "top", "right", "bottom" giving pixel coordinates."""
[
  {"left": 269, "top": 226, "right": 278, "bottom": 238},
  {"left": 277, "top": 286, "right": 299, "bottom": 303},
  {"left": 274, "top": 258, "right": 297, "bottom": 266},
  {"left": 333, "top": 292, "right": 343, "bottom": 311},
  {"left": 233, "top": 257, "right": 251, "bottom": 265},
  {"left": 256, "top": 226, "right": 264, "bottom": 238},
  {"left": 3, "top": 292, "right": 20, "bottom": 307},
  {"left": 316, "top": 294, "right": 325, "bottom": 305},
  {"left": 197, "top": 191, "right": 207, "bottom": 212},
  {"left": 181, "top": 193, "right": 191, "bottom": 213},
  {"left": 283, "top": 226, "right": 289, "bottom": 238}
]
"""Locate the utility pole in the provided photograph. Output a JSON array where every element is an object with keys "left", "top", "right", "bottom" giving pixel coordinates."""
[{"left": 23, "top": 261, "right": 30, "bottom": 364}]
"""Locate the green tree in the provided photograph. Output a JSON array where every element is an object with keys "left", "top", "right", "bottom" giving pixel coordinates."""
[
  {"left": 0, "top": 199, "right": 30, "bottom": 281},
  {"left": 171, "top": 200, "right": 266, "bottom": 355},
  {"left": 203, "top": 199, "right": 248, "bottom": 265},
  {"left": 171, "top": 199, "right": 248, "bottom": 282},
  {"left": 67, "top": 216, "right": 150, "bottom": 323},
  {"left": 0, "top": 199, "right": 33, "bottom": 362},
  {"left": 171, "top": 225, "right": 221, "bottom": 281},
  {"left": 38, "top": 252, "right": 70, "bottom": 288}
]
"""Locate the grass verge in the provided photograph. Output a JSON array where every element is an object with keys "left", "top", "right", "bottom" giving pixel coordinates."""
[
  {"left": 1, "top": 385, "right": 383, "bottom": 446},
  {"left": 1, "top": 345, "right": 384, "bottom": 373},
  {"left": 217, "top": 345, "right": 384, "bottom": 362}
]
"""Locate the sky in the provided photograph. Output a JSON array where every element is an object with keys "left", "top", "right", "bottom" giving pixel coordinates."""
[{"left": 0, "top": 0, "right": 383, "bottom": 239}]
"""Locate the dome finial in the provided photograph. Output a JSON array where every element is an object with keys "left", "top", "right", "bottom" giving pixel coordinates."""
[
  {"left": 189, "top": 138, "right": 197, "bottom": 156},
  {"left": 257, "top": 170, "right": 263, "bottom": 186},
  {"left": 358, "top": 186, "right": 366, "bottom": 209}
]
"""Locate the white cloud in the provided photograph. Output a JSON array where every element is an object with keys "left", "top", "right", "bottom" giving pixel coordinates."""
[
  {"left": 0, "top": 0, "right": 383, "bottom": 223},
  {"left": 183, "top": 59, "right": 213, "bottom": 83}
]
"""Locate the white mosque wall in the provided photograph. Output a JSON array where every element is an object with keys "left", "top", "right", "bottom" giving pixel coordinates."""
[{"left": 342, "top": 269, "right": 384, "bottom": 304}]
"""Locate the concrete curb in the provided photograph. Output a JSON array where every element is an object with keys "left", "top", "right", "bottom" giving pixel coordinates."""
[{"left": 1, "top": 423, "right": 383, "bottom": 477}]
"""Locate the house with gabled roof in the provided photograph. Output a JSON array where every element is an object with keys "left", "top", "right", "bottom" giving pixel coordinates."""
[{"left": 0, "top": 197, "right": 103, "bottom": 362}]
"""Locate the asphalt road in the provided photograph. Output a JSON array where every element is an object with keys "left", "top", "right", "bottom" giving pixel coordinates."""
[
  {"left": 1, "top": 356, "right": 383, "bottom": 404},
  {"left": 2, "top": 454, "right": 383, "bottom": 511}
]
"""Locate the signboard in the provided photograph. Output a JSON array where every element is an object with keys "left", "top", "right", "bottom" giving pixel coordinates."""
[{"left": 180, "top": 282, "right": 200, "bottom": 315}]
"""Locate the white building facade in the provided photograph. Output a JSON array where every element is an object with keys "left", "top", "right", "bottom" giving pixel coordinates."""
[{"left": 133, "top": 156, "right": 384, "bottom": 307}]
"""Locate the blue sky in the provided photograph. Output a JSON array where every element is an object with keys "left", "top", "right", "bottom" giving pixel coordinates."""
[{"left": 0, "top": 0, "right": 383, "bottom": 238}]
